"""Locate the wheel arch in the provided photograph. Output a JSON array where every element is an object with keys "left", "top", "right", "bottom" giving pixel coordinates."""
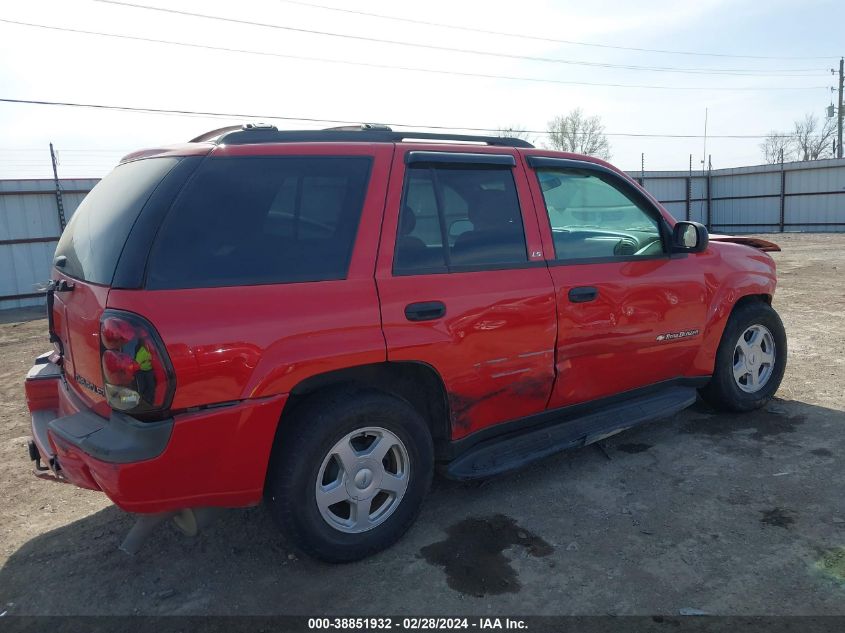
[
  {"left": 691, "top": 290, "right": 774, "bottom": 376},
  {"left": 281, "top": 361, "right": 452, "bottom": 453},
  {"left": 698, "top": 292, "right": 786, "bottom": 411},
  {"left": 733, "top": 292, "right": 772, "bottom": 307}
]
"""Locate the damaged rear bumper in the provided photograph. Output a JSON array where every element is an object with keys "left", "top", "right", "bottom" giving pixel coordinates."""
[
  {"left": 26, "top": 358, "right": 173, "bottom": 492},
  {"left": 24, "top": 355, "right": 288, "bottom": 514}
]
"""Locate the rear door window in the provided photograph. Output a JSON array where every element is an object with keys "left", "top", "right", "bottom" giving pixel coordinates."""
[
  {"left": 54, "top": 157, "right": 180, "bottom": 285},
  {"left": 394, "top": 165, "right": 528, "bottom": 273},
  {"left": 146, "top": 156, "right": 371, "bottom": 289}
]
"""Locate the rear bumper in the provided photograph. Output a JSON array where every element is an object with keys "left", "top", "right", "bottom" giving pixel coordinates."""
[{"left": 25, "top": 358, "right": 287, "bottom": 513}]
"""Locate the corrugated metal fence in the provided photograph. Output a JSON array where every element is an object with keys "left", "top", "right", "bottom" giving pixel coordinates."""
[
  {"left": 0, "top": 178, "right": 98, "bottom": 310},
  {"left": 630, "top": 157, "right": 845, "bottom": 233},
  {"left": 1, "top": 158, "right": 844, "bottom": 310}
]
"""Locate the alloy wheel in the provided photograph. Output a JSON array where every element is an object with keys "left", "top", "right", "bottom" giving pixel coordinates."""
[
  {"left": 315, "top": 427, "right": 410, "bottom": 533},
  {"left": 733, "top": 324, "right": 776, "bottom": 393}
]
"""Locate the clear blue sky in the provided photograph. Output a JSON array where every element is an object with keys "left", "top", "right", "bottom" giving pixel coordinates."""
[{"left": 0, "top": 0, "right": 842, "bottom": 178}]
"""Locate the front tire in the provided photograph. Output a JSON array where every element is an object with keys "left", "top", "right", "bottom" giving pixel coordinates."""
[
  {"left": 265, "top": 388, "right": 433, "bottom": 562},
  {"left": 699, "top": 300, "right": 787, "bottom": 412}
]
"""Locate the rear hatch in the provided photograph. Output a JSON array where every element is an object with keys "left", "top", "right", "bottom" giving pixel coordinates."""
[{"left": 50, "top": 157, "right": 183, "bottom": 411}]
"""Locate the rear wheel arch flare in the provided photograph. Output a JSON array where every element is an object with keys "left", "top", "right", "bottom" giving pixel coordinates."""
[{"left": 280, "top": 361, "right": 451, "bottom": 450}]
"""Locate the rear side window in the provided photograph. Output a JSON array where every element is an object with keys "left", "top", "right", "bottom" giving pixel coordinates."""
[
  {"left": 146, "top": 156, "right": 371, "bottom": 289},
  {"left": 394, "top": 165, "right": 528, "bottom": 273},
  {"left": 54, "top": 158, "right": 180, "bottom": 284}
]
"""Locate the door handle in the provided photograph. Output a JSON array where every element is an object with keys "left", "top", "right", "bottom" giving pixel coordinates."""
[
  {"left": 568, "top": 286, "right": 598, "bottom": 303},
  {"left": 405, "top": 301, "right": 446, "bottom": 322}
]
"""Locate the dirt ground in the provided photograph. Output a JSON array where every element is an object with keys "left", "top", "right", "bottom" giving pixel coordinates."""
[{"left": 1, "top": 233, "right": 844, "bottom": 616}]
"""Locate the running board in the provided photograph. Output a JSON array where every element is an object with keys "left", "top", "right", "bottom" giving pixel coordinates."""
[{"left": 445, "top": 386, "right": 697, "bottom": 480}]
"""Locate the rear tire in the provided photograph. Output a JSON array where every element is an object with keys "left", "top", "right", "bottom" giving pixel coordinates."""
[
  {"left": 265, "top": 388, "right": 433, "bottom": 562},
  {"left": 699, "top": 300, "right": 787, "bottom": 412}
]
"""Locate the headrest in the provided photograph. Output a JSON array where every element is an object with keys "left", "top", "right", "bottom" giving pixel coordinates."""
[
  {"left": 400, "top": 206, "right": 417, "bottom": 235},
  {"left": 468, "top": 189, "right": 515, "bottom": 229}
]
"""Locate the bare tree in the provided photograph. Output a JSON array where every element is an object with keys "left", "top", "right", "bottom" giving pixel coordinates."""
[
  {"left": 759, "top": 131, "right": 794, "bottom": 164},
  {"left": 546, "top": 109, "right": 611, "bottom": 160},
  {"left": 792, "top": 113, "right": 835, "bottom": 161},
  {"left": 497, "top": 125, "right": 535, "bottom": 145}
]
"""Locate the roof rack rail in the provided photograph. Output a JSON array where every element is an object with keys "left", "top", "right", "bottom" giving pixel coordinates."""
[
  {"left": 188, "top": 125, "right": 243, "bottom": 143},
  {"left": 189, "top": 123, "right": 534, "bottom": 148}
]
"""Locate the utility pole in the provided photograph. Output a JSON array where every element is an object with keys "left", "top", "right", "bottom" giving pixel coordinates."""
[
  {"left": 49, "top": 143, "right": 67, "bottom": 230},
  {"left": 837, "top": 57, "right": 843, "bottom": 159},
  {"left": 705, "top": 154, "right": 712, "bottom": 231},
  {"left": 779, "top": 148, "right": 786, "bottom": 232},
  {"left": 686, "top": 154, "right": 692, "bottom": 221}
]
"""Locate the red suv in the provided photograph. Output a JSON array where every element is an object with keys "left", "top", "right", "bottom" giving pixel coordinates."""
[{"left": 24, "top": 124, "right": 786, "bottom": 562}]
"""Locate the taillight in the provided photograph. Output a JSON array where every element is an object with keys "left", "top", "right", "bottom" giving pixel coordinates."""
[
  {"left": 101, "top": 317, "right": 136, "bottom": 349},
  {"left": 99, "top": 310, "right": 175, "bottom": 415},
  {"left": 102, "top": 350, "right": 141, "bottom": 384}
]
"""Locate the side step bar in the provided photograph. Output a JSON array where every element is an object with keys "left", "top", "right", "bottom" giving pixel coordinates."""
[{"left": 445, "top": 386, "right": 697, "bottom": 480}]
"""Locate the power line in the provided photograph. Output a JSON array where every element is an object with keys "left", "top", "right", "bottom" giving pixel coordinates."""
[
  {"left": 0, "top": 97, "right": 813, "bottom": 139},
  {"left": 0, "top": 149, "right": 124, "bottom": 152},
  {"left": 272, "top": 0, "right": 837, "bottom": 61},
  {"left": 92, "top": 1, "right": 827, "bottom": 77},
  {"left": 0, "top": 151, "right": 125, "bottom": 155},
  {"left": 0, "top": 19, "right": 829, "bottom": 93}
]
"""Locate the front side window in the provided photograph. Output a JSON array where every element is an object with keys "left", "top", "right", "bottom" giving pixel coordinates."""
[
  {"left": 146, "top": 156, "right": 371, "bottom": 289},
  {"left": 536, "top": 168, "right": 665, "bottom": 261},
  {"left": 394, "top": 165, "right": 528, "bottom": 273}
]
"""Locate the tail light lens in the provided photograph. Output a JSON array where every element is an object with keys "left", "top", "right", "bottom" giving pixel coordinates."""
[{"left": 99, "top": 310, "right": 175, "bottom": 415}]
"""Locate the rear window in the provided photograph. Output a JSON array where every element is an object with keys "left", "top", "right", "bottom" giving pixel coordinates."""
[
  {"left": 54, "top": 158, "right": 180, "bottom": 284},
  {"left": 146, "top": 156, "right": 371, "bottom": 289}
]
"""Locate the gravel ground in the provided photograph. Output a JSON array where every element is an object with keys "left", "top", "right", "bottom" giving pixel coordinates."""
[{"left": 0, "top": 233, "right": 843, "bottom": 616}]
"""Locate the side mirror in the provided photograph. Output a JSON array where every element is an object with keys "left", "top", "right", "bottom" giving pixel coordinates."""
[{"left": 671, "top": 221, "right": 708, "bottom": 253}]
